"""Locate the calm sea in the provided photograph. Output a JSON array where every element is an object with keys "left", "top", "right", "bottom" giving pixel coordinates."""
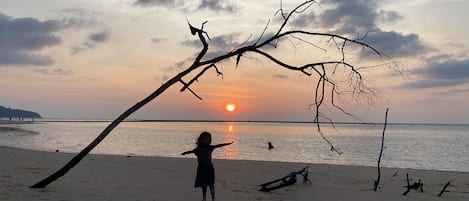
[{"left": 1, "top": 121, "right": 468, "bottom": 172}]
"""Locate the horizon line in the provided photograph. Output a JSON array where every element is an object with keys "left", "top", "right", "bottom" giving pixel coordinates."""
[{"left": 7, "top": 118, "right": 469, "bottom": 126}]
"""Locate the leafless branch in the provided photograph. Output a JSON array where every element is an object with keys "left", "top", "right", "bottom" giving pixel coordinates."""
[{"left": 31, "top": 0, "right": 390, "bottom": 188}]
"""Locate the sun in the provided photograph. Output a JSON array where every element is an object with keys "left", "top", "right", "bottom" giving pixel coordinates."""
[{"left": 224, "top": 103, "right": 238, "bottom": 112}]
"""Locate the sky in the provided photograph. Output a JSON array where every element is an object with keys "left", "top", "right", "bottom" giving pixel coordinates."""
[{"left": 1, "top": 0, "right": 469, "bottom": 124}]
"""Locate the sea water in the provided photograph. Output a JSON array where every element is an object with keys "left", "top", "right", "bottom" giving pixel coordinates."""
[{"left": 1, "top": 121, "right": 468, "bottom": 172}]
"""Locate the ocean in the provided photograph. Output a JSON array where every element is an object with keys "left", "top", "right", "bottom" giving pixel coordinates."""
[{"left": 1, "top": 121, "right": 468, "bottom": 172}]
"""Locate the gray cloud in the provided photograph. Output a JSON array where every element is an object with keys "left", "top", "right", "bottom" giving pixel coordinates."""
[
  {"left": 398, "top": 79, "right": 466, "bottom": 89},
  {"left": 197, "top": 0, "right": 237, "bottom": 13},
  {"left": 71, "top": 30, "right": 110, "bottom": 54},
  {"left": 292, "top": 0, "right": 427, "bottom": 58},
  {"left": 134, "top": 0, "right": 176, "bottom": 7},
  {"left": 33, "top": 68, "right": 72, "bottom": 76},
  {"left": 0, "top": 12, "right": 62, "bottom": 66},
  {"left": 319, "top": 0, "right": 379, "bottom": 33},
  {"left": 134, "top": 0, "right": 237, "bottom": 13},
  {"left": 59, "top": 8, "right": 101, "bottom": 28},
  {"left": 0, "top": 9, "right": 104, "bottom": 66},
  {"left": 398, "top": 59, "right": 469, "bottom": 89},
  {"left": 89, "top": 31, "right": 110, "bottom": 42},
  {"left": 182, "top": 33, "right": 241, "bottom": 59},
  {"left": 61, "top": 16, "right": 99, "bottom": 28},
  {"left": 361, "top": 31, "right": 427, "bottom": 57},
  {"left": 0, "top": 51, "right": 54, "bottom": 66},
  {"left": 291, "top": 12, "right": 316, "bottom": 28},
  {"left": 378, "top": 10, "right": 402, "bottom": 23},
  {"left": 415, "top": 59, "right": 469, "bottom": 80},
  {"left": 150, "top": 37, "right": 164, "bottom": 43}
]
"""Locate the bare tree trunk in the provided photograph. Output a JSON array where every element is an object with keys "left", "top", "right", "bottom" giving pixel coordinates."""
[
  {"left": 31, "top": 0, "right": 387, "bottom": 188},
  {"left": 373, "top": 108, "right": 389, "bottom": 191},
  {"left": 31, "top": 75, "right": 181, "bottom": 188},
  {"left": 31, "top": 20, "right": 213, "bottom": 189}
]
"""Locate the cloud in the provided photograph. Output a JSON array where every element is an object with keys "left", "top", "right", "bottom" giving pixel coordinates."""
[
  {"left": 134, "top": 0, "right": 176, "bottom": 7},
  {"left": 319, "top": 0, "right": 380, "bottom": 33},
  {"left": 133, "top": 0, "right": 237, "bottom": 13},
  {"left": 61, "top": 16, "right": 99, "bottom": 28},
  {"left": 71, "top": 30, "right": 110, "bottom": 54},
  {"left": 0, "top": 12, "right": 63, "bottom": 66},
  {"left": 182, "top": 33, "right": 241, "bottom": 59},
  {"left": 291, "top": 12, "right": 316, "bottom": 28},
  {"left": 361, "top": 31, "right": 427, "bottom": 57},
  {"left": 150, "top": 37, "right": 164, "bottom": 43},
  {"left": 0, "top": 10, "right": 103, "bottom": 66},
  {"left": 291, "top": 0, "right": 427, "bottom": 58},
  {"left": 273, "top": 74, "right": 288, "bottom": 79},
  {"left": 378, "top": 10, "right": 402, "bottom": 23},
  {"left": 197, "top": 0, "right": 237, "bottom": 13},
  {"left": 89, "top": 31, "right": 110, "bottom": 43},
  {"left": 58, "top": 9, "right": 101, "bottom": 28},
  {"left": 398, "top": 59, "right": 469, "bottom": 89},
  {"left": 415, "top": 59, "right": 469, "bottom": 80},
  {"left": 0, "top": 51, "right": 55, "bottom": 66},
  {"left": 33, "top": 68, "right": 72, "bottom": 76},
  {"left": 171, "top": 33, "right": 244, "bottom": 70},
  {"left": 398, "top": 79, "right": 466, "bottom": 89}
]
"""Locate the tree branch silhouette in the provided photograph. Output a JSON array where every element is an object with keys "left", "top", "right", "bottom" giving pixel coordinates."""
[{"left": 31, "top": 0, "right": 387, "bottom": 188}]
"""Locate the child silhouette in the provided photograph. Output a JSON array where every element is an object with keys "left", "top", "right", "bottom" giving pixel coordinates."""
[{"left": 182, "top": 131, "right": 233, "bottom": 201}]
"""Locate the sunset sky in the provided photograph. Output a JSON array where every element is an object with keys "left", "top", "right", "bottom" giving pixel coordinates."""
[{"left": 1, "top": 0, "right": 469, "bottom": 124}]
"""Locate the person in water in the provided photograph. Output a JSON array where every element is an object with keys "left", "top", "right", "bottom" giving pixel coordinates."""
[
  {"left": 181, "top": 131, "right": 233, "bottom": 201},
  {"left": 268, "top": 142, "right": 274, "bottom": 149}
]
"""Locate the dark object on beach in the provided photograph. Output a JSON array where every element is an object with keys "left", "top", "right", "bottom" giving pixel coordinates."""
[
  {"left": 402, "top": 174, "right": 423, "bottom": 195},
  {"left": 55, "top": 149, "right": 59, "bottom": 152},
  {"left": 373, "top": 108, "right": 389, "bottom": 191},
  {"left": 438, "top": 182, "right": 451, "bottom": 196},
  {"left": 259, "top": 166, "right": 311, "bottom": 192},
  {"left": 268, "top": 142, "right": 274, "bottom": 149}
]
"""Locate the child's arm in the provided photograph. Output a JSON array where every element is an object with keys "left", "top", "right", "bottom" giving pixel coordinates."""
[
  {"left": 181, "top": 149, "right": 195, "bottom": 155},
  {"left": 213, "top": 142, "right": 234, "bottom": 149}
]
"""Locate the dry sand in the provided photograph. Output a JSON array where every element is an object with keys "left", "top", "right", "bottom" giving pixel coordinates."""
[{"left": 1, "top": 146, "right": 468, "bottom": 201}]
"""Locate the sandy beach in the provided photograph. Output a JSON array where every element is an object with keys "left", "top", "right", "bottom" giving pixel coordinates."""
[{"left": 0, "top": 146, "right": 467, "bottom": 201}]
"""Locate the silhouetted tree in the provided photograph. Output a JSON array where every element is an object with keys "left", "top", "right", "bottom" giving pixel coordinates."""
[{"left": 31, "top": 0, "right": 388, "bottom": 188}]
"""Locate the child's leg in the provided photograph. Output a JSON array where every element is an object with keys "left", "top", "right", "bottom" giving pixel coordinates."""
[
  {"left": 201, "top": 186, "right": 207, "bottom": 201},
  {"left": 209, "top": 185, "right": 215, "bottom": 201}
]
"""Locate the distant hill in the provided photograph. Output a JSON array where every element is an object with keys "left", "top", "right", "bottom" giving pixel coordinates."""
[{"left": 0, "top": 105, "right": 42, "bottom": 118}]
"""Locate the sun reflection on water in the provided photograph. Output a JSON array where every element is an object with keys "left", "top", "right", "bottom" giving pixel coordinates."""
[{"left": 222, "top": 122, "right": 238, "bottom": 159}]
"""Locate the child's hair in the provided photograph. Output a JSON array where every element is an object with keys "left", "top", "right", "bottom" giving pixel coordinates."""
[{"left": 196, "top": 131, "right": 212, "bottom": 146}]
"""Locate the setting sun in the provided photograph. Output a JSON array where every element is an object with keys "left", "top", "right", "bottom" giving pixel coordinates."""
[{"left": 224, "top": 103, "right": 238, "bottom": 112}]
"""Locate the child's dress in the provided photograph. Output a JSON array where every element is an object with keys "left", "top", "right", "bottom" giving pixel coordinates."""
[{"left": 193, "top": 145, "right": 215, "bottom": 187}]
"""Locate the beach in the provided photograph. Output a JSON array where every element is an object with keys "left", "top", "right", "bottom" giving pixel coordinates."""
[{"left": 1, "top": 146, "right": 468, "bottom": 201}]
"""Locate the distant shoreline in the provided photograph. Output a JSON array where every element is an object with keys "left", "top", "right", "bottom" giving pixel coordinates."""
[
  {"left": 0, "top": 120, "right": 36, "bottom": 124},
  {"left": 6, "top": 118, "right": 468, "bottom": 126}
]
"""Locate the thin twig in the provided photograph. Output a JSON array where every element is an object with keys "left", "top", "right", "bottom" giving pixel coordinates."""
[{"left": 438, "top": 182, "right": 451, "bottom": 196}]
